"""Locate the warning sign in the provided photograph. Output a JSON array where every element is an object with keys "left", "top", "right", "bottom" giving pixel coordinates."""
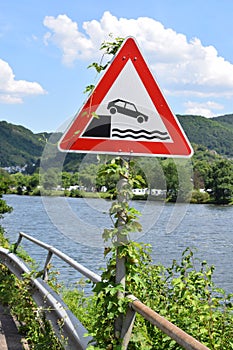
[{"left": 58, "top": 37, "right": 193, "bottom": 158}]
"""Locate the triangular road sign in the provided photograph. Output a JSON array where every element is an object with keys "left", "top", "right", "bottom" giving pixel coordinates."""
[{"left": 58, "top": 37, "right": 193, "bottom": 158}]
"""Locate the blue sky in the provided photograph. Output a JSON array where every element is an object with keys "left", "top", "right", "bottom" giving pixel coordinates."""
[{"left": 1, "top": 0, "right": 233, "bottom": 133}]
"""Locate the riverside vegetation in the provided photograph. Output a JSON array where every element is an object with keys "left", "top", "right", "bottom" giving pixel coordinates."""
[{"left": 1, "top": 143, "right": 233, "bottom": 205}]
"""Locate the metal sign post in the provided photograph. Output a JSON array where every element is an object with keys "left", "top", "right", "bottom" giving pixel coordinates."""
[{"left": 114, "top": 158, "right": 129, "bottom": 339}]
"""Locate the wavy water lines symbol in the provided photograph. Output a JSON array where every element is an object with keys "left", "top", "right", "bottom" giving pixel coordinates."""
[{"left": 111, "top": 128, "right": 171, "bottom": 140}]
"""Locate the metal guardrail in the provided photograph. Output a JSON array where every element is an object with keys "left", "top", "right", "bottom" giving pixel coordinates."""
[
  {"left": 14, "top": 231, "right": 101, "bottom": 283},
  {"left": 0, "top": 247, "right": 93, "bottom": 350},
  {"left": 1, "top": 231, "right": 210, "bottom": 350}
]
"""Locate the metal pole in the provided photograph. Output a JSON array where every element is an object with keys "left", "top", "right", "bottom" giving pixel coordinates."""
[
  {"left": 120, "top": 306, "right": 136, "bottom": 349},
  {"left": 43, "top": 250, "right": 53, "bottom": 281},
  {"left": 13, "top": 232, "right": 23, "bottom": 253},
  {"left": 114, "top": 158, "right": 129, "bottom": 340}
]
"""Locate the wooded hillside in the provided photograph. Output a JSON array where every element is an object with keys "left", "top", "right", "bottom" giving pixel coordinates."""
[
  {"left": 177, "top": 114, "right": 233, "bottom": 158},
  {"left": 1, "top": 113, "right": 233, "bottom": 172},
  {"left": 0, "top": 121, "right": 48, "bottom": 170}
]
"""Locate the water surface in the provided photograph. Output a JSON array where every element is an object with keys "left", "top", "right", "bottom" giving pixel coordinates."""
[{"left": 2, "top": 195, "right": 233, "bottom": 293}]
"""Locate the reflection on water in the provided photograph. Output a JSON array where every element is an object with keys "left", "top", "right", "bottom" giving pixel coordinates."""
[{"left": 1, "top": 195, "right": 233, "bottom": 293}]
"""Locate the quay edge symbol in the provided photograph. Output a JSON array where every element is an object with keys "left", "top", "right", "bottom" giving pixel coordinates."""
[{"left": 58, "top": 36, "right": 193, "bottom": 158}]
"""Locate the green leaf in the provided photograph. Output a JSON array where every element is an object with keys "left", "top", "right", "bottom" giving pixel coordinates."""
[
  {"left": 91, "top": 112, "right": 99, "bottom": 119},
  {"left": 83, "top": 84, "right": 95, "bottom": 94}
]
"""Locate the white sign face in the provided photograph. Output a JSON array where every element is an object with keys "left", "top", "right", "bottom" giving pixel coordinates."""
[{"left": 84, "top": 60, "right": 173, "bottom": 143}]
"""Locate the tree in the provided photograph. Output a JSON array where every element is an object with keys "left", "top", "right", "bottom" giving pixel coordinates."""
[
  {"left": 0, "top": 169, "right": 13, "bottom": 194},
  {"left": 27, "top": 173, "right": 39, "bottom": 193},
  {"left": 11, "top": 172, "right": 29, "bottom": 195},
  {"left": 206, "top": 159, "right": 233, "bottom": 204},
  {"left": 131, "top": 158, "right": 165, "bottom": 198},
  {"left": 193, "top": 159, "right": 211, "bottom": 189},
  {"left": 162, "top": 159, "right": 178, "bottom": 201},
  {"left": 161, "top": 159, "right": 193, "bottom": 202},
  {"left": 78, "top": 164, "right": 99, "bottom": 190},
  {"left": 40, "top": 168, "right": 59, "bottom": 191},
  {"left": 61, "top": 172, "right": 72, "bottom": 189}
]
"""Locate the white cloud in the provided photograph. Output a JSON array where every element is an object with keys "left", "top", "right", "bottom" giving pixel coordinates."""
[
  {"left": 184, "top": 101, "right": 224, "bottom": 118},
  {"left": 43, "top": 11, "right": 233, "bottom": 99},
  {"left": 43, "top": 14, "right": 94, "bottom": 65},
  {"left": 0, "top": 59, "right": 46, "bottom": 104}
]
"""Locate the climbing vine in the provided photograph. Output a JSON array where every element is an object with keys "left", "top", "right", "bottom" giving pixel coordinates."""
[
  {"left": 87, "top": 157, "right": 146, "bottom": 348},
  {"left": 84, "top": 35, "right": 124, "bottom": 94}
]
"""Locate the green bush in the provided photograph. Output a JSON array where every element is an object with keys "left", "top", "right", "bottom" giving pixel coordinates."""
[
  {"left": 63, "top": 245, "right": 233, "bottom": 350},
  {"left": 191, "top": 189, "right": 210, "bottom": 203}
]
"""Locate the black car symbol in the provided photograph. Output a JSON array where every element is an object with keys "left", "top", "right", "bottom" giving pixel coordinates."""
[{"left": 107, "top": 99, "right": 149, "bottom": 123}]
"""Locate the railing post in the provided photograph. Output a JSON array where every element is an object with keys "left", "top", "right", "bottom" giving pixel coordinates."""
[
  {"left": 120, "top": 306, "right": 136, "bottom": 349},
  {"left": 13, "top": 232, "right": 23, "bottom": 253},
  {"left": 43, "top": 250, "right": 53, "bottom": 281}
]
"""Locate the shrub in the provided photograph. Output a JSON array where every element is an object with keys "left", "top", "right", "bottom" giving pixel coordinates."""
[
  {"left": 64, "top": 246, "right": 233, "bottom": 350},
  {"left": 191, "top": 189, "right": 210, "bottom": 203}
]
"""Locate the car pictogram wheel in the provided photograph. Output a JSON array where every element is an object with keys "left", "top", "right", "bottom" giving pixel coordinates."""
[
  {"left": 137, "top": 115, "right": 144, "bottom": 123},
  {"left": 109, "top": 107, "right": 117, "bottom": 114}
]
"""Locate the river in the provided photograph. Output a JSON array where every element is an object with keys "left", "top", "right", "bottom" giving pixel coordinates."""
[{"left": 1, "top": 194, "right": 233, "bottom": 294}]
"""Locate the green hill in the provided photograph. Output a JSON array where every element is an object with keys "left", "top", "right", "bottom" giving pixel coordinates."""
[
  {"left": 214, "top": 114, "right": 233, "bottom": 130},
  {"left": 0, "top": 114, "right": 233, "bottom": 173},
  {"left": 0, "top": 121, "right": 83, "bottom": 173},
  {"left": 0, "top": 121, "right": 47, "bottom": 170},
  {"left": 177, "top": 114, "right": 233, "bottom": 158}
]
